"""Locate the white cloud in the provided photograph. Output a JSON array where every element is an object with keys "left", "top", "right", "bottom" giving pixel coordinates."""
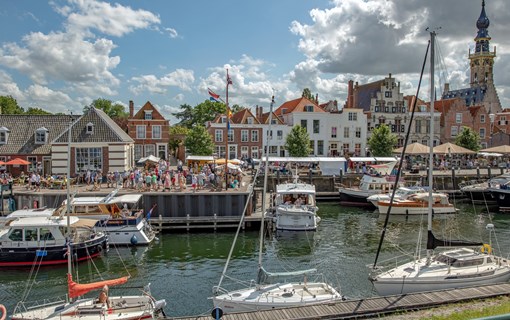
[{"left": 129, "top": 69, "right": 195, "bottom": 95}]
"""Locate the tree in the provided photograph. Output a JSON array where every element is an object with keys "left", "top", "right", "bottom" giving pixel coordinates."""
[
  {"left": 302, "top": 88, "right": 314, "bottom": 101},
  {"left": 285, "top": 125, "right": 311, "bottom": 157},
  {"left": 169, "top": 125, "right": 190, "bottom": 157},
  {"left": 84, "top": 98, "right": 128, "bottom": 118},
  {"left": 25, "top": 107, "right": 52, "bottom": 115},
  {"left": 0, "top": 96, "right": 24, "bottom": 114},
  {"left": 455, "top": 126, "right": 480, "bottom": 152},
  {"left": 367, "top": 124, "right": 398, "bottom": 156},
  {"left": 184, "top": 125, "right": 214, "bottom": 156},
  {"left": 230, "top": 104, "right": 244, "bottom": 113},
  {"left": 173, "top": 100, "right": 226, "bottom": 129}
]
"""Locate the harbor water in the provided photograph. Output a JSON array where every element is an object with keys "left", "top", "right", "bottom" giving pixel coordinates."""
[{"left": 1, "top": 201, "right": 510, "bottom": 318}]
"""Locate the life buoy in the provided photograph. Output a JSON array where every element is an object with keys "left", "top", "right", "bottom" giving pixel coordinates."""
[
  {"left": 481, "top": 244, "right": 492, "bottom": 255},
  {"left": 0, "top": 304, "right": 6, "bottom": 320}
]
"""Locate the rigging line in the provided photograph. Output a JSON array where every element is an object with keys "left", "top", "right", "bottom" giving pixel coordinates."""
[
  {"left": 373, "top": 37, "right": 431, "bottom": 269},
  {"left": 435, "top": 35, "right": 450, "bottom": 94}
]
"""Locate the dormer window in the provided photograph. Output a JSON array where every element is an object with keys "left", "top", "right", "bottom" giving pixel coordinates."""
[
  {"left": 281, "top": 108, "right": 288, "bottom": 114},
  {"left": 304, "top": 105, "right": 314, "bottom": 112},
  {"left": 35, "top": 127, "right": 48, "bottom": 144},
  {"left": 86, "top": 122, "right": 94, "bottom": 135},
  {"left": 247, "top": 117, "right": 254, "bottom": 124},
  {"left": 144, "top": 111, "right": 153, "bottom": 120},
  {"left": 0, "top": 126, "right": 10, "bottom": 144}
]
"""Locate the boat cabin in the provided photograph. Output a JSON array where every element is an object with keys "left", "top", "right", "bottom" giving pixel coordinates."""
[{"left": 274, "top": 183, "right": 316, "bottom": 207}]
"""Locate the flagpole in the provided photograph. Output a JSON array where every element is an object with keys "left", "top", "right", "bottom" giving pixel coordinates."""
[{"left": 225, "top": 69, "right": 230, "bottom": 190}]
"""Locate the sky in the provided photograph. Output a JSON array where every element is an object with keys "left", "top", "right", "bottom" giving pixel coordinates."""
[{"left": 0, "top": 0, "right": 509, "bottom": 124}]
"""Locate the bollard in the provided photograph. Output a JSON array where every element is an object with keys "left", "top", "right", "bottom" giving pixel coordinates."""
[
  {"left": 451, "top": 166, "right": 457, "bottom": 190},
  {"left": 476, "top": 166, "right": 480, "bottom": 180},
  {"left": 339, "top": 169, "right": 343, "bottom": 184},
  {"left": 501, "top": 167, "right": 505, "bottom": 175},
  {"left": 309, "top": 169, "right": 313, "bottom": 184},
  {"left": 488, "top": 166, "right": 492, "bottom": 179}
]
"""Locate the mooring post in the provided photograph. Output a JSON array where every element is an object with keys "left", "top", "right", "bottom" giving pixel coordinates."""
[
  {"left": 451, "top": 166, "right": 457, "bottom": 190},
  {"left": 488, "top": 166, "right": 492, "bottom": 179}
]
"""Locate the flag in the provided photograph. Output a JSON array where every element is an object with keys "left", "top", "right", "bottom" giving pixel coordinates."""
[
  {"left": 208, "top": 88, "right": 220, "bottom": 100},
  {"left": 146, "top": 204, "right": 157, "bottom": 221},
  {"left": 209, "top": 96, "right": 219, "bottom": 102}
]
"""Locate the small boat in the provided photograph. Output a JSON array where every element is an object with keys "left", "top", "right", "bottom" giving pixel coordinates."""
[
  {"left": 0, "top": 215, "right": 107, "bottom": 267},
  {"left": 338, "top": 161, "right": 404, "bottom": 208},
  {"left": 272, "top": 178, "right": 320, "bottom": 231},
  {"left": 53, "top": 192, "right": 156, "bottom": 245},
  {"left": 367, "top": 186, "right": 427, "bottom": 208},
  {"left": 376, "top": 192, "right": 457, "bottom": 215},
  {"left": 460, "top": 173, "right": 510, "bottom": 205}
]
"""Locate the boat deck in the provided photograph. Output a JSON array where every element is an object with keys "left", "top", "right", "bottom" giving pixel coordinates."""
[{"left": 169, "top": 282, "right": 510, "bottom": 319}]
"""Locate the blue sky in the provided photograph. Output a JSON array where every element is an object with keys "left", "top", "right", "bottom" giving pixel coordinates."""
[{"left": 0, "top": 0, "right": 509, "bottom": 124}]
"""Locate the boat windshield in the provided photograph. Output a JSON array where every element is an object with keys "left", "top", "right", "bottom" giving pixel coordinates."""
[
  {"left": 434, "top": 254, "right": 485, "bottom": 267},
  {"left": 434, "top": 254, "right": 457, "bottom": 266}
]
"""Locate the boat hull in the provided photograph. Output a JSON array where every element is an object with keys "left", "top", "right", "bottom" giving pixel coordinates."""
[
  {"left": 377, "top": 203, "right": 457, "bottom": 215},
  {"left": 0, "top": 236, "right": 107, "bottom": 267},
  {"left": 212, "top": 282, "right": 343, "bottom": 313},
  {"left": 338, "top": 188, "right": 376, "bottom": 207},
  {"left": 97, "top": 219, "right": 155, "bottom": 245},
  {"left": 274, "top": 206, "right": 320, "bottom": 231}
]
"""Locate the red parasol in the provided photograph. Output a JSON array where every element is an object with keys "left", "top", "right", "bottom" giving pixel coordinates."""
[{"left": 6, "top": 158, "right": 31, "bottom": 165}]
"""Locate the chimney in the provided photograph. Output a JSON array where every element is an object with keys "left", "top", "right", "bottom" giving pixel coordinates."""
[
  {"left": 315, "top": 93, "right": 319, "bottom": 104},
  {"left": 347, "top": 80, "right": 354, "bottom": 109},
  {"left": 129, "top": 100, "right": 134, "bottom": 117},
  {"left": 443, "top": 83, "right": 450, "bottom": 95}
]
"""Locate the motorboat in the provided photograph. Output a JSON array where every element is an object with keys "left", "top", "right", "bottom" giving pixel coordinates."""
[
  {"left": 338, "top": 161, "right": 404, "bottom": 208},
  {"left": 367, "top": 186, "right": 427, "bottom": 208},
  {"left": 376, "top": 192, "right": 457, "bottom": 215},
  {"left": 0, "top": 215, "right": 107, "bottom": 267},
  {"left": 272, "top": 179, "right": 320, "bottom": 231},
  {"left": 460, "top": 173, "right": 510, "bottom": 205}
]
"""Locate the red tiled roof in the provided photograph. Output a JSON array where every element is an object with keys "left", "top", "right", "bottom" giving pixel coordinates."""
[{"left": 274, "top": 97, "right": 325, "bottom": 116}]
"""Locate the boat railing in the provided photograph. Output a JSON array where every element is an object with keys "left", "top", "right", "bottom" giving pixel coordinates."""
[
  {"left": 13, "top": 295, "right": 67, "bottom": 314},
  {"left": 368, "top": 251, "right": 420, "bottom": 277}
]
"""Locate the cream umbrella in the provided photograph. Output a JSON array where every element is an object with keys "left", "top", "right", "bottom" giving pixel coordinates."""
[
  {"left": 433, "top": 142, "right": 475, "bottom": 155},
  {"left": 394, "top": 142, "right": 430, "bottom": 154},
  {"left": 480, "top": 145, "right": 510, "bottom": 154}
]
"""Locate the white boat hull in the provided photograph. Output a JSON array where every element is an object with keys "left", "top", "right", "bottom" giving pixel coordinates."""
[
  {"left": 98, "top": 219, "right": 155, "bottom": 245},
  {"left": 212, "top": 282, "right": 343, "bottom": 313},
  {"left": 377, "top": 204, "right": 457, "bottom": 215},
  {"left": 274, "top": 205, "right": 320, "bottom": 231}
]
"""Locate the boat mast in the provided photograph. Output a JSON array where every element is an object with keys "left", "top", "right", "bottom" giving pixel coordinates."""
[
  {"left": 259, "top": 95, "right": 275, "bottom": 272},
  {"left": 66, "top": 115, "right": 73, "bottom": 294},
  {"left": 427, "top": 30, "right": 436, "bottom": 258}
]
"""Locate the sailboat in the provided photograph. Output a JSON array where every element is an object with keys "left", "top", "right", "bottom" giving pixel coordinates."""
[
  {"left": 10, "top": 117, "right": 166, "bottom": 319},
  {"left": 370, "top": 31, "right": 510, "bottom": 296},
  {"left": 212, "top": 96, "right": 343, "bottom": 313}
]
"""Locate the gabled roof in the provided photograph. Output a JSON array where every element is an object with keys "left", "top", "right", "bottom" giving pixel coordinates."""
[
  {"left": 230, "top": 108, "right": 260, "bottom": 124},
  {"left": 353, "top": 79, "right": 384, "bottom": 112},
  {"left": 274, "top": 97, "right": 325, "bottom": 116},
  {"left": 260, "top": 112, "right": 284, "bottom": 124},
  {"left": 131, "top": 101, "right": 167, "bottom": 121},
  {"left": 0, "top": 114, "right": 79, "bottom": 154},
  {"left": 53, "top": 107, "right": 134, "bottom": 144}
]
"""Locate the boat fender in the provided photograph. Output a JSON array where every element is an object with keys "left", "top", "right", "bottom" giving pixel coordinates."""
[
  {"left": 97, "top": 245, "right": 103, "bottom": 252},
  {"left": 481, "top": 244, "right": 492, "bottom": 255},
  {"left": 0, "top": 304, "right": 5, "bottom": 320},
  {"left": 211, "top": 307, "right": 223, "bottom": 319},
  {"left": 130, "top": 235, "right": 138, "bottom": 245}
]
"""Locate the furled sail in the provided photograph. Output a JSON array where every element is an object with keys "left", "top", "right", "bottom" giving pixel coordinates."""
[
  {"left": 426, "top": 230, "right": 483, "bottom": 250},
  {"left": 67, "top": 273, "right": 129, "bottom": 298}
]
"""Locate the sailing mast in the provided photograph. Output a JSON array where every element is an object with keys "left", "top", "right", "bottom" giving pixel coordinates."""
[
  {"left": 426, "top": 31, "right": 436, "bottom": 258},
  {"left": 66, "top": 115, "right": 73, "bottom": 293},
  {"left": 258, "top": 95, "right": 275, "bottom": 283},
  {"left": 225, "top": 70, "right": 232, "bottom": 190}
]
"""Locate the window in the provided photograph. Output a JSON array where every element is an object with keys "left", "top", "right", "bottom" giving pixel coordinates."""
[
  {"left": 355, "top": 143, "right": 361, "bottom": 155},
  {"left": 241, "top": 146, "right": 249, "bottom": 158},
  {"left": 415, "top": 120, "right": 422, "bottom": 133},
  {"left": 28, "top": 156, "right": 37, "bottom": 172},
  {"left": 270, "top": 146, "right": 278, "bottom": 155},
  {"left": 480, "top": 114, "right": 486, "bottom": 123},
  {"left": 343, "top": 143, "right": 350, "bottom": 154},
  {"left": 0, "top": 127, "right": 9, "bottom": 144},
  {"left": 228, "top": 130, "right": 234, "bottom": 142},
  {"left": 304, "top": 105, "right": 314, "bottom": 112},
  {"left": 144, "top": 111, "right": 153, "bottom": 120},
  {"left": 348, "top": 112, "right": 357, "bottom": 121},
  {"left": 215, "top": 130, "right": 223, "bottom": 142},
  {"left": 158, "top": 144, "right": 167, "bottom": 159},
  {"left": 251, "top": 146, "right": 258, "bottom": 158},
  {"left": 375, "top": 106, "right": 380, "bottom": 112},
  {"left": 456, "top": 113, "right": 462, "bottom": 123},
  {"left": 277, "top": 130, "right": 283, "bottom": 140},
  {"left": 40, "top": 228, "right": 54, "bottom": 241},
  {"left": 76, "top": 147, "right": 102, "bottom": 173},
  {"left": 271, "top": 119, "right": 278, "bottom": 125},
  {"left": 385, "top": 91, "right": 392, "bottom": 98},
  {"left": 301, "top": 119, "right": 307, "bottom": 131},
  {"left": 331, "top": 127, "right": 337, "bottom": 138},
  {"left": 426, "top": 120, "right": 430, "bottom": 134},
  {"left": 241, "top": 130, "right": 248, "bottom": 142},
  {"left": 480, "top": 128, "right": 486, "bottom": 139},
  {"left": 136, "top": 125, "right": 146, "bottom": 139},
  {"left": 215, "top": 146, "right": 226, "bottom": 158},
  {"left": 86, "top": 122, "right": 94, "bottom": 135},
  {"left": 355, "top": 127, "right": 361, "bottom": 138},
  {"left": 134, "top": 145, "right": 143, "bottom": 160},
  {"left": 251, "top": 130, "right": 259, "bottom": 142},
  {"left": 9, "top": 228, "right": 23, "bottom": 241},
  {"left": 247, "top": 117, "right": 254, "bottom": 124},
  {"left": 313, "top": 120, "right": 320, "bottom": 134},
  {"left": 451, "top": 126, "right": 458, "bottom": 137},
  {"left": 144, "top": 145, "right": 155, "bottom": 157},
  {"left": 35, "top": 127, "right": 48, "bottom": 144},
  {"left": 317, "top": 140, "right": 324, "bottom": 155},
  {"left": 152, "top": 126, "right": 161, "bottom": 139},
  {"left": 344, "top": 127, "right": 349, "bottom": 138},
  {"left": 309, "top": 140, "right": 314, "bottom": 154},
  {"left": 25, "top": 228, "right": 38, "bottom": 241},
  {"left": 422, "top": 139, "right": 428, "bottom": 146}
]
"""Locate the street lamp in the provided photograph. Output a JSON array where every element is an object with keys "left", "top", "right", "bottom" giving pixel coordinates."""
[{"left": 489, "top": 113, "right": 495, "bottom": 148}]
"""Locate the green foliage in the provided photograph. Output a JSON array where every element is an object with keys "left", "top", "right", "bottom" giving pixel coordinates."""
[
  {"left": 455, "top": 126, "right": 480, "bottom": 152},
  {"left": 367, "top": 125, "right": 398, "bottom": 156},
  {"left": 173, "top": 100, "right": 226, "bottom": 129},
  {"left": 84, "top": 98, "right": 128, "bottom": 118},
  {"left": 302, "top": 88, "right": 314, "bottom": 101},
  {"left": 230, "top": 104, "right": 244, "bottom": 113},
  {"left": 25, "top": 107, "right": 52, "bottom": 115},
  {"left": 169, "top": 125, "right": 190, "bottom": 156},
  {"left": 285, "top": 125, "right": 311, "bottom": 157},
  {"left": 0, "top": 96, "right": 25, "bottom": 114},
  {"left": 184, "top": 125, "right": 214, "bottom": 156}
]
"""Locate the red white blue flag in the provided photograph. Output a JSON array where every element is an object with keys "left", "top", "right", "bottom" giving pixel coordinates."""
[{"left": 208, "top": 88, "right": 220, "bottom": 100}]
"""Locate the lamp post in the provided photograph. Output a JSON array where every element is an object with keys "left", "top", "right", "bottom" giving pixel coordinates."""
[{"left": 489, "top": 113, "right": 495, "bottom": 148}]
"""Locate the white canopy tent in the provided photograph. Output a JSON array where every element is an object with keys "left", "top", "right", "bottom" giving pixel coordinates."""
[{"left": 260, "top": 156, "right": 347, "bottom": 176}]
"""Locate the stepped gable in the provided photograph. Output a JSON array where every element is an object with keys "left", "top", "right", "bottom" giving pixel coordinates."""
[
  {"left": 0, "top": 114, "right": 79, "bottom": 154},
  {"left": 53, "top": 107, "right": 133, "bottom": 143},
  {"left": 353, "top": 80, "right": 385, "bottom": 112}
]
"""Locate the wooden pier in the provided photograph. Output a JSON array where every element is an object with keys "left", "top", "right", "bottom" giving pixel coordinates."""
[{"left": 169, "top": 283, "right": 510, "bottom": 319}]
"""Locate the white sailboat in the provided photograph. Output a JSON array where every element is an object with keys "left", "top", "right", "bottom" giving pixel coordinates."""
[
  {"left": 10, "top": 117, "right": 166, "bottom": 320},
  {"left": 370, "top": 30, "right": 510, "bottom": 296},
  {"left": 212, "top": 96, "right": 343, "bottom": 313}
]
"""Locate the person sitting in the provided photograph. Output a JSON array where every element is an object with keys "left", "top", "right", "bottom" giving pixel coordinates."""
[
  {"left": 294, "top": 197, "right": 303, "bottom": 206},
  {"left": 98, "top": 285, "right": 110, "bottom": 307}
]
